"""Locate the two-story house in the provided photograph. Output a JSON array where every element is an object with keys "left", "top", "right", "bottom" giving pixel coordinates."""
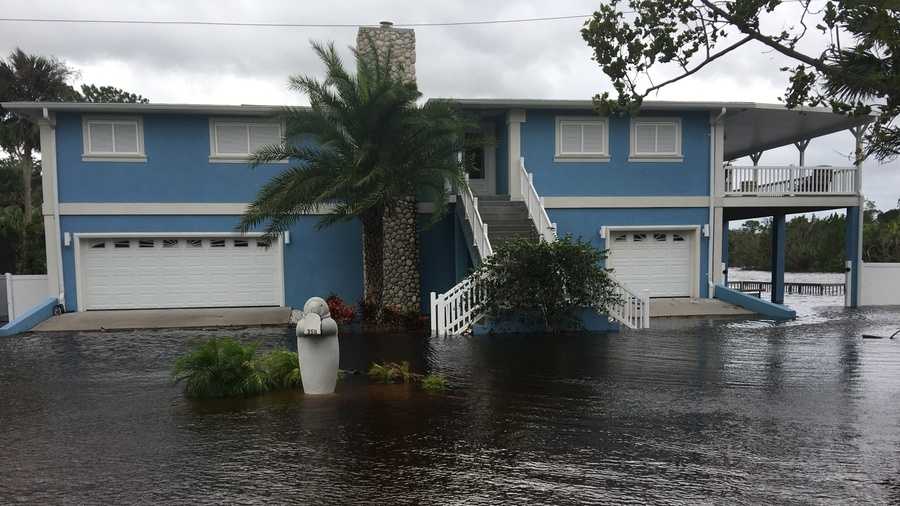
[{"left": 0, "top": 25, "right": 872, "bottom": 334}]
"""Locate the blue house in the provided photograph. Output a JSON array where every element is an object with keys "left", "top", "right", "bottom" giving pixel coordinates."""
[{"left": 0, "top": 27, "right": 872, "bottom": 334}]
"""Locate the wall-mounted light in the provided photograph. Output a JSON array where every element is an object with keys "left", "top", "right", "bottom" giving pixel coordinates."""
[
  {"left": 283, "top": 231, "right": 291, "bottom": 245},
  {"left": 598, "top": 226, "right": 608, "bottom": 239},
  {"left": 702, "top": 224, "right": 710, "bottom": 237},
  {"left": 64, "top": 232, "right": 71, "bottom": 246}
]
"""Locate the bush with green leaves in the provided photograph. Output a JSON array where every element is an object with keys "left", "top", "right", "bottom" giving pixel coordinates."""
[
  {"left": 420, "top": 373, "right": 449, "bottom": 392},
  {"left": 474, "top": 236, "right": 621, "bottom": 332},
  {"left": 172, "top": 338, "right": 301, "bottom": 399},
  {"left": 368, "top": 361, "right": 450, "bottom": 392}
]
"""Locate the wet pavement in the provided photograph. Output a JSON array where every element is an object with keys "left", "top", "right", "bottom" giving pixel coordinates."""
[{"left": 1, "top": 299, "right": 899, "bottom": 504}]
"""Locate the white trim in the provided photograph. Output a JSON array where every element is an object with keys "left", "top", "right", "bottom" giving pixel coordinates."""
[
  {"left": 553, "top": 156, "right": 610, "bottom": 163},
  {"left": 714, "top": 195, "right": 861, "bottom": 208},
  {"left": 542, "top": 196, "right": 710, "bottom": 208},
  {"left": 627, "top": 156, "right": 684, "bottom": 163},
  {"left": 73, "top": 232, "right": 285, "bottom": 312},
  {"left": 59, "top": 201, "right": 449, "bottom": 215},
  {"left": 507, "top": 109, "right": 526, "bottom": 200},
  {"left": 208, "top": 117, "right": 286, "bottom": 161},
  {"left": 604, "top": 224, "right": 702, "bottom": 298},
  {"left": 39, "top": 115, "right": 64, "bottom": 305},
  {"left": 82, "top": 115, "right": 145, "bottom": 160},
  {"left": 629, "top": 117, "right": 682, "bottom": 158},
  {"left": 555, "top": 116, "right": 609, "bottom": 158}
]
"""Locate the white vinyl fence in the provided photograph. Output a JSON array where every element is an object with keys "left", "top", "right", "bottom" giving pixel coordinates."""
[
  {"left": 3, "top": 273, "right": 52, "bottom": 321},
  {"left": 860, "top": 263, "right": 900, "bottom": 306}
]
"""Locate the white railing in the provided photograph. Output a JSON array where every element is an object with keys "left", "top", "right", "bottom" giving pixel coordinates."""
[
  {"left": 459, "top": 174, "right": 494, "bottom": 260},
  {"left": 605, "top": 273, "right": 651, "bottom": 329},
  {"left": 430, "top": 273, "right": 489, "bottom": 337},
  {"left": 519, "top": 157, "right": 558, "bottom": 242},
  {"left": 724, "top": 165, "right": 857, "bottom": 196},
  {"left": 3, "top": 273, "right": 51, "bottom": 321}
]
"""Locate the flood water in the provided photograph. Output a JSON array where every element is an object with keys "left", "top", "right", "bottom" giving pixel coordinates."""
[{"left": 2, "top": 303, "right": 900, "bottom": 503}]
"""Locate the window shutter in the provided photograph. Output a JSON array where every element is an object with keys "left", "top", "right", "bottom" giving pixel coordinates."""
[
  {"left": 89, "top": 123, "right": 114, "bottom": 153},
  {"left": 656, "top": 123, "right": 677, "bottom": 153},
  {"left": 560, "top": 123, "right": 582, "bottom": 153},
  {"left": 248, "top": 124, "right": 280, "bottom": 151},
  {"left": 216, "top": 125, "right": 248, "bottom": 154},
  {"left": 113, "top": 123, "right": 138, "bottom": 153},
  {"left": 582, "top": 123, "right": 605, "bottom": 153},
  {"left": 634, "top": 124, "right": 656, "bottom": 154}
]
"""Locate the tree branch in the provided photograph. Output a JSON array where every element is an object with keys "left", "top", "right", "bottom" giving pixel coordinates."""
[
  {"left": 697, "top": 0, "right": 829, "bottom": 72},
  {"left": 643, "top": 35, "right": 754, "bottom": 96}
]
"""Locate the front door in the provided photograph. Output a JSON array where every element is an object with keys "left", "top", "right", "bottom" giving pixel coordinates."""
[{"left": 464, "top": 123, "right": 496, "bottom": 196}]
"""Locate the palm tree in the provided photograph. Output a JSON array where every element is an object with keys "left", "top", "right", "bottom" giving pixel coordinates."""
[
  {"left": 0, "top": 48, "right": 77, "bottom": 271},
  {"left": 240, "top": 41, "right": 471, "bottom": 317}
]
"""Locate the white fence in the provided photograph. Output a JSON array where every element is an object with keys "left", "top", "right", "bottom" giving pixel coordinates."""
[
  {"left": 861, "top": 263, "right": 900, "bottom": 306},
  {"left": 4, "top": 273, "right": 51, "bottom": 321},
  {"left": 724, "top": 166, "right": 857, "bottom": 196}
]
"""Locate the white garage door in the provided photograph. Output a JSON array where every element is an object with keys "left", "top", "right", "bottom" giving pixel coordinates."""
[
  {"left": 607, "top": 231, "right": 692, "bottom": 297},
  {"left": 79, "top": 236, "right": 282, "bottom": 310}
]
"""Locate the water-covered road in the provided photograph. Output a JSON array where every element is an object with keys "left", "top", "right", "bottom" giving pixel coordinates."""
[{"left": 1, "top": 301, "right": 899, "bottom": 503}]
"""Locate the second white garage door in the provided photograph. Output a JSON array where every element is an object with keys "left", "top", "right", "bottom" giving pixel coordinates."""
[
  {"left": 78, "top": 236, "right": 283, "bottom": 310},
  {"left": 607, "top": 230, "right": 693, "bottom": 297}
]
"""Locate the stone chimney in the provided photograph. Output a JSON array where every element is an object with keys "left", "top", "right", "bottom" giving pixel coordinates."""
[{"left": 356, "top": 21, "right": 416, "bottom": 84}]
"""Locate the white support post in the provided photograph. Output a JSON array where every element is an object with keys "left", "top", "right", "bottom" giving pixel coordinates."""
[
  {"left": 641, "top": 290, "right": 651, "bottom": 328},
  {"left": 507, "top": 109, "right": 526, "bottom": 200},
  {"left": 5, "top": 273, "right": 13, "bottom": 321}
]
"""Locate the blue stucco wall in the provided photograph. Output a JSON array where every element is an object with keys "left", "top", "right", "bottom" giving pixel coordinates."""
[
  {"left": 548, "top": 207, "right": 711, "bottom": 297},
  {"left": 419, "top": 211, "right": 461, "bottom": 312},
  {"left": 58, "top": 215, "right": 363, "bottom": 311},
  {"left": 520, "top": 109, "right": 710, "bottom": 197},
  {"left": 55, "top": 112, "right": 297, "bottom": 203}
]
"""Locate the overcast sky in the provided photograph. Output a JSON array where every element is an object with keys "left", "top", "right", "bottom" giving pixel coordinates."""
[{"left": 1, "top": 0, "right": 897, "bottom": 210}]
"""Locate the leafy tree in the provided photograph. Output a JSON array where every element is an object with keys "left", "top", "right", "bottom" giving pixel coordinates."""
[
  {"left": 239, "top": 41, "right": 473, "bottom": 317},
  {"left": 582, "top": 0, "right": 897, "bottom": 161},
  {"left": 80, "top": 84, "right": 149, "bottom": 104},
  {"left": 474, "top": 236, "right": 621, "bottom": 333}
]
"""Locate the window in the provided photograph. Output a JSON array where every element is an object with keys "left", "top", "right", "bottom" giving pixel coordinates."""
[
  {"left": 113, "top": 240, "right": 130, "bottom": 249},
  {"left": 613, "top": 233, "right": 627, "bottom": 242},
  {"left": 210, "top": 239, "right": 226, "bottom": 248},
  {"left": 138, "top": 240, "right": 155, "bottom": 248},
  {"left": 632, "top": 233, "right": 647, "bottom": 242},
  {"left": 630, "top": 118, "right": 681, "bottom": 158},
  {"left": 90, "top": 241, "right": 106, "bottom": 249},
  {"left": 234, "top": 239, "right": 249, "bottom": 248},
  {"left": 187, "top": 239, "right": 203, "bottom": 248},
  {"left": 210, "top": 119, "right": 283, "bottom": 160},
  {"left": 653, "top": 233, "right": 667, "bottom": 242},
  {"left": 672, "top": 234, "right": 686, "bottom": 242},
  {"left": 82, "top": 117, "right": 145, "bottom": 161},
  {"left": 555, "top": 117, "right": 608, "bottom": 159},
  {"left": 463, "top": 132, "right": 485, "bottom": 180},
  {"left": 162, "top": 239, "right": 178, "bottom": 248}
]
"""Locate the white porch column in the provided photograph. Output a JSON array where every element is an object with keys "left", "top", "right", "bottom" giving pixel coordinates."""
[
  {"left": 38, "top": 115, "right": 63, "bottom": 306},
  {"left": 711, "top": 206, "right": 725, "bottom": 288},
  {"left": 507, "top": 109, "right": 526, "bottom": 200},
  {"left": 851, "top": 126, "right": 865, "bottom": 305}
]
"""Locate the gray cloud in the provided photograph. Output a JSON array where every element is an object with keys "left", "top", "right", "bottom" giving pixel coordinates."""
[{"left": 2, "top": 0, "right": 896, "bottom": 208}]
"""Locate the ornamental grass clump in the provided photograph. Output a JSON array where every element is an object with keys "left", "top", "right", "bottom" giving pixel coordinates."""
[
  {"left": 172, "top": 338, "right": 301, "bottom": 399},
  {"left": 420, "top": 373, "right": 449, "bottom": 392},
  {"left": 368, "top": 361, "right": 449, "bottom": 392}
]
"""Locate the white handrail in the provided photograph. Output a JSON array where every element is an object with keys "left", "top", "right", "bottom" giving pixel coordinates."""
[
  {"left": 459, "top": 174, "right": 494, "bottom": 259},
  {"left": 724, "top": 165, "right": 857, "bottom": 196},
  {"left": 605, "top": 273, "right": 651, "bottom": 329},
  {"left": 430, "top": 273, "right": 489, "bottom": 337},
  {"left": 518, "top": 157, "right": 557, "bottom": 242}
]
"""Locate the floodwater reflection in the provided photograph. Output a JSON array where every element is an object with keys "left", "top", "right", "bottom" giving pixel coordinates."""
[{"left": 1, "top": 302, "right": 899, "bottom": 503}]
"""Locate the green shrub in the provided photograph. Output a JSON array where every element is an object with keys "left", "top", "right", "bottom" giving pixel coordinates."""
[
  {"left": 474, "top": 236, "right": 622, "bottom": 332},
  {"left": 173, "top": 339, "right": 302, "bottom": 398},
  {"left": 368, "top": 361, "right": 415, "bottom": 383},
  {"left": 420, "top": 373, "right": 448, "bottom": 392}
]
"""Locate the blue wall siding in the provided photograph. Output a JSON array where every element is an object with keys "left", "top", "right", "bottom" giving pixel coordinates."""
[
  {"left": 548, "top": 207, "right": 710, "bottom": 297},
  {"left": 55, "top": 112, "right": 295, "bottom": 203},
  {"left": 520, "top": 109, "right": 710, "bottom": 197},
  {"left": 58, "top": 215, "right": 363, "bottom": 311},
  {"left": 419, "top": 212, "right": 460, "bottom": 312}
]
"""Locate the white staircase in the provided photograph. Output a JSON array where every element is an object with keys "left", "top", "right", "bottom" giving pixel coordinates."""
[{"left": 430, "top": 159, "right": 650, "bottom": 336}]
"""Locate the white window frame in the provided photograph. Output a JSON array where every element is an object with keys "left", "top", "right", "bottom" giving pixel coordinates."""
[
  {"left": 81, "top": 116, "right": 146, "bottom": 162},
  {"left": 554, "top": 116, "right": 609, "bottom": 162},
  {"left": 629, "top": 117, "right": 683, "bottom": 161},
  {"left": 209, "top": 118, "right": 286, "bottom": 163}
]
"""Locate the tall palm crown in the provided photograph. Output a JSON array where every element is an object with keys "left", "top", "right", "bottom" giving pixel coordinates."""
[{"left": 239, "top": 41, "right": 469, "bottom": 237}]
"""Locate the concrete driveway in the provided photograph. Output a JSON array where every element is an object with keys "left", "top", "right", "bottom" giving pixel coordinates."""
[{"left": 33, "top": 307, "right": 292, "bottom": 332}]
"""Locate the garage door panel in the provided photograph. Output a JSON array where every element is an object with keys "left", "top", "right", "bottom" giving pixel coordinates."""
[
  {"left": 80, "top": 237, "right": 282, "bottom": 310},
  {"left": 607, "top": 231, "right": 692, "bottom": 297}
]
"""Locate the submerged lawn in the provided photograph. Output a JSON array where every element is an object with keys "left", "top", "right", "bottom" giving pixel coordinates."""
[{"left": 1, "top": 301, "right": 899, "bottom": 504}]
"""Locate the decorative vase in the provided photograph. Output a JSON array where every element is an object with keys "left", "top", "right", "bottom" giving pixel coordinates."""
[{"left": 296, "top": 297, "right": 340, "bottom": 395}]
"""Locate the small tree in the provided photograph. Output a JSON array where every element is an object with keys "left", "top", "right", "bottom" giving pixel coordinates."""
[
  {"left": 80, "top": 84, "right": 149, "bottom": 104},
  {"left": 474, "top": 237, "right": 621, "bottom": 333}
]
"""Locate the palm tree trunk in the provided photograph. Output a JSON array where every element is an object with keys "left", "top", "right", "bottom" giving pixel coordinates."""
[
  {"left": 360, "top": 207, "right": 384, "bottom": 315},
  {"left": 381, "top": 196, "right": 421, "bottom": 315}
]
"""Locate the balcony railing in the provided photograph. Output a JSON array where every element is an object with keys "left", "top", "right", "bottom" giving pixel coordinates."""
[{"left": 723, "top": 166, "right": 857, "bottom": 196}]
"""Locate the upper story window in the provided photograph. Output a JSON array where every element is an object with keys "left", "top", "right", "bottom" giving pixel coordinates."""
[
  {"left": 555, "top": 117, "right": 609, "bottom": 161},
  {"left": 82, "top": 116, "right": 146, "bottom": 162},
  {"left": 209, "top": 118, "right": 284, "bottom": 162},
  {"left": 630, "top": 118, "right": 682, "bottom": 160}
]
